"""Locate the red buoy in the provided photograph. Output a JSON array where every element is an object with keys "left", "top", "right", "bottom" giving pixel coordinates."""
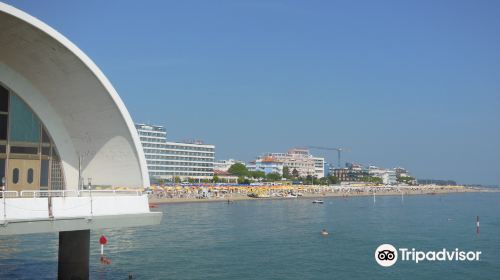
[
  {"left": 99, "top": 235, "right": 107, "bottom": 245},
  {"left": 99, "top": 235, "right": 108, "bottom": 257}
]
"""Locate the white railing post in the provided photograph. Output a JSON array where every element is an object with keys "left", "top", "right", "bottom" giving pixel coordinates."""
[
  {"left": 88, "top": 178, "right": 93, "bottom": 216},
  {"left": 2, "top": 191, "right": 5, "bottom": 221},
  {"left": 2, "top": 177, "right": 6, "bottom": 221}
]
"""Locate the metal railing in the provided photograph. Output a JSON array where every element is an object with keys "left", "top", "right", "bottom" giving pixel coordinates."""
[
  {"left": 1, "top": 189, "right": 147, "bottom": 222},
  {"left": 78, "top": 190, "right": 142, "bottom": 197},
  {"left": 0, "top": 191, "right": 20, "bottom": 198},
  {"left": 4, "top": 189, "right": 142, "bottom": 198},
  {"left": 20, "top": 190, "right": 78, "bottom": 198}
]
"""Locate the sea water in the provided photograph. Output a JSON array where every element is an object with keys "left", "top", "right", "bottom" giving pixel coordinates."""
[{"left": 1, "top": 192, "right": 499, "bottom": 279}]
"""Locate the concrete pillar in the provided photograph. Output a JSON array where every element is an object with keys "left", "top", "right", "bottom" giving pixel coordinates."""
[{"left": 58, "top": 230, "right": 90, "bottom": 280}]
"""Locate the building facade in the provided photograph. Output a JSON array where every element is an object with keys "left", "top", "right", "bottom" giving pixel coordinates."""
[
  {"left": 0, "top": 4, "right": 149, "bottom": 191},
  {"left": 0, "top": 88, "right": 65, "bottom": 192},
  {"left": 213, "top": 170, "right": 238, "bottom": 183},
  {"left": 252, "top": 148, "right": 325, "bottom": 178},
  {"left": 247, "top": 156, "right": 284, "bottom": 175},
  {"left": 136, "top": 123, "right": 215, "bottom": 181},
  {"left": 331, "top": 164, "right": 368, "bottom": 182},
  {"left": 313, "top": 157, "right": 325, "bottom": 178},
  {"left": 0, "top": 5, "right": 161, "bottom": 278},
  {"left": 332, "top": 163, "right": 398, "bottom": 184},
  {"left": 368, "top": 166, "right": 397, "bottom": 185},
  {"left": 214, "top": 159, "right": 244, "bottom": 172}
]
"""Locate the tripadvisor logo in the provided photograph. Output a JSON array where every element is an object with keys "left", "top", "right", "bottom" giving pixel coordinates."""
[
  {"left": 375, "top": 244, "right": 398, "bottom": 267},
  {"left": 375, "top": 244, "right": 482, "bottom": 267}
]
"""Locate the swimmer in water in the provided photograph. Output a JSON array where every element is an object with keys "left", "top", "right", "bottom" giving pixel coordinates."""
[{"left": 100, "top": 255, "right": 112, "bottom": 265}]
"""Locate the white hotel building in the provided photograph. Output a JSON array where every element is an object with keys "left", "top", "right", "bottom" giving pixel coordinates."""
[
  {"left": 275, "top": 148, "right": 324, "bottom": 179},
  {"left": 313, "top": 157, "right": 326, "bottom": 178},
  {"left": 214, "top": 159, "right": 244, "bottom": 172},
  {"left": 252, "top": 148, "right": 325, "bottom": 178},
  {"left": 136, "top": 124, "right": 215, "bottom": 181}
]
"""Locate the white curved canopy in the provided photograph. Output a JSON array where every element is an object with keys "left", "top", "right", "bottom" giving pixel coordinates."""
[{"left": 0, "top": 3, "right": 149, "bottom": 188}]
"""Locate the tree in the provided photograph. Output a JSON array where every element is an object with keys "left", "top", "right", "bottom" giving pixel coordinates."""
[
  {"left": 327, "top": 175, "right": 340, "bottom": 185},
  {"left": 266, "top": 172, "right": 282, "bottom": 181},
  {"left": 360, "top": 176, "right": 383, "bottom": 184},
  {"left": 228, "top": 163, "right": 249, "bottom": 177},
  {"left": 282, "top": 166, "right": 291, "bottom": 179},
  {"left": 250, "top": 171, "right": 265, "bottom": 179},
  {"left": 318, "top": 176, "right": 336, "bottom": 185},
  {"left": 238, "top": 176, "right": 250, "bottom": 184},
  {"left": 157, "top": 178, "right": 165, "bottom": 186},
  {"left": 305, "top": 175, "right": 314, "bottom": 185},
  {"left": 292, "top": 168, "right": 299, "bottom": 178},
  {"left": 312, "top": 176, "right": 322, "bottom": 185},
  {"left": 213, "top": 175, "right": 220, "bottom": 183},
  {"left": 397, "top": 176, "right": 415, "bottom": 185}
]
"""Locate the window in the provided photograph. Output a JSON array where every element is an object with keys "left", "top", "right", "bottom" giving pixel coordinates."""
[
  {"left": 10, "top": 146, "right": 38, "bottom": 154},
  {"left": 0, "top": 85, "right": 8, "bottom": 112},
  {"left": 27, "top": 168, "right": 34, "bottom": 184},
  {"left": 42, "top": 147, "right": 51, "bottom": 156},
  {"left": 0, "top": 159, "right": 5, "bottom": 184},
  {"left": 40, "top": 160, "right": 49, "bottom": 187},
  {"left": 13, "top": 168, "right": 19, "bottom": 184},
  {"left": 41, "top": 127, "right": 51, "bottom": 143},
  {"left": 0, "top": 115, "right": 7, "bottom": 140},
  {"left": 9, "top": 94, "right": 40, "bottom": 142}
]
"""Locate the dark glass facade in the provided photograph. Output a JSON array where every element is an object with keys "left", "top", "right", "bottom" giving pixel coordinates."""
[{"left": 0, "top": 83, "right": 65, "bottom": 192}]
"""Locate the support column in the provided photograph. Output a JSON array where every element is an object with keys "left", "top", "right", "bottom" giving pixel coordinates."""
[{"left": 58, "top": 229, "right": 90, "bottom": 280}]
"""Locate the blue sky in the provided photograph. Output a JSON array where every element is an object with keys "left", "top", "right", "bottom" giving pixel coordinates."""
[{"left": 5, "top": 0, "right": 500, "bottom": 185}]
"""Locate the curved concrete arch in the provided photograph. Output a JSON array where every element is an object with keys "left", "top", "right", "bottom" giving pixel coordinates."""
[{"left": 0, "top": 3, "right": 149, "bottom": 188}]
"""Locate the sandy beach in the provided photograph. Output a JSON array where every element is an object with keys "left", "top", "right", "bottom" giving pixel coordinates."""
[{"left": 148, "top": 185, "right": 496, "bottom": 205}]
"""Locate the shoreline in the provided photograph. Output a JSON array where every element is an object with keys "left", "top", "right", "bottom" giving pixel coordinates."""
[{"left": 148, "top": 187, "right": 497, "bottom": 205}]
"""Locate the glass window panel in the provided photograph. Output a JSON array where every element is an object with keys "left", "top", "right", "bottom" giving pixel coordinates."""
[
  {"left": 42, "top": 147, "right": 51, "bottom": 156},
  {"left": 27, "top": 168, "right": 34, "bottom": 184},
  {"left": 0, "top": 85, "right": 8, "bottom": 112},
  {"left": 52, "top": 148, "right": 60, "bottom": 160},
  {"left": 41, "top": 127, "right": 50, "bottom": 143},
  {"left": 9, "top": 94, "right": 40, "bottom": 142},
  {"left": 10, "top": 146, "right": 38, "bottom": 154},
  {"left": 0, "top": 159, "right": 5, "bottom": 185},
  {"left": 13, "top": 168, "right": 19, "bottom": 184},
  {"left": 0, "top": 115, "right": 7, "bottom": 140},
  {"left": 0, "top": 145, "right": 5, "bottom": 154},
  {"left": 40, "top": 159, "right": 49, "bottom": 187}
]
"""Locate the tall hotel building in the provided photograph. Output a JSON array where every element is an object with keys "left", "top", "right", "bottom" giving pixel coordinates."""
[{"left": 135, "top": 124, "right": 215, "bottom": 181}]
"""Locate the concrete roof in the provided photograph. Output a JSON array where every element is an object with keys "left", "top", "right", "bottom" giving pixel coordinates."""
[{"left": 0, "top": 3, "right": 149, "bottom": 188}]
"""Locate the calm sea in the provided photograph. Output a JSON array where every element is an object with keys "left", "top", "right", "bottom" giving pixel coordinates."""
[{"left": 1, "top": 192, "right": 499, "bottom": 279}]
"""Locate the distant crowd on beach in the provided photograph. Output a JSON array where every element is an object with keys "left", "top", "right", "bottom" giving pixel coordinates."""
[{"left": 146, "top": 184, "right": 482, "bottom": 203}]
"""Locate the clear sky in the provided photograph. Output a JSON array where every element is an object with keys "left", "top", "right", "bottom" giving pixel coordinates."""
[{"left": 4, "top": 0, "right": 500, "bottom": 185}]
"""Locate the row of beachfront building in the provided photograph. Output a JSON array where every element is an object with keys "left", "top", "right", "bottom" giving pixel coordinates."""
[{"left": 136, "top": 123, "right": 414, "bottom": 185}]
